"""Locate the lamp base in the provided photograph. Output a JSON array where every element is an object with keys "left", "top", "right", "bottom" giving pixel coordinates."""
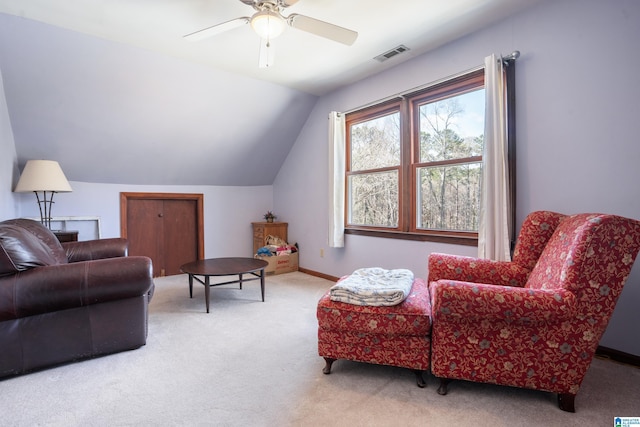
[{"left": 34, "top": 190, "right": 58, "bottom": 230}]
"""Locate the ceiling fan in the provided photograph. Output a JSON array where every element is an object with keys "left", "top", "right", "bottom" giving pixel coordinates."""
[{"left": 184, "top": 0, "right": 358, "bottom": 67}]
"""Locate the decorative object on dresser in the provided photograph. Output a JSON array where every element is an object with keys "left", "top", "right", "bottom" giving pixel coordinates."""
[
  {"left": 0, "top": 218, "right": 155, "bottom": 379},
  {"left": 13, "top": 160, "right": 73, "bottom": 230},
  {"left": 263, "top": 210, "right": 277, "bottom": 223}
]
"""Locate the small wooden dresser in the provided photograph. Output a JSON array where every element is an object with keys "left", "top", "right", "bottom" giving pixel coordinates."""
[{"left": 252, "top": 222, "right": 288, "bottom": 254}]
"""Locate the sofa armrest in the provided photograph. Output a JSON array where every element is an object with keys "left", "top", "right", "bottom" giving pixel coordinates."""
[
  {"left": 0, "top": 256, "right": 153, "bottom": 321},
  {"left": 429, "top": 280, "right": 577, "bottom": 325},
  {"left": 63, "top": 238, "right": 128, "bottom": 262},
  {"left": 428, "top": 253, "right": 529, "bottom": 287}
]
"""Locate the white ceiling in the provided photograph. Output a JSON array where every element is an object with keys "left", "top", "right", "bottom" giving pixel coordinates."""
[
  {"left": 1, "top": 0, "right": 546, "bottom": 186},
  {"left": 0, "top": 0, "right": 542, "bottom": 95}
]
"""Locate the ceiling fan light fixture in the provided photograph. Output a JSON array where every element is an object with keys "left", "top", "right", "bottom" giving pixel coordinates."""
[{"left": 251, "top": 10, "right": 286, "bottom": 39}]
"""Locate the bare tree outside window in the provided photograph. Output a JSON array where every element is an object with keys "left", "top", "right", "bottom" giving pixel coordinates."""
[
  {"left": 416, "top": 89, "right": 485, "bottom": 231},
  {"left": 350, "top": 113, "right": 400, "bottom": 171},
  {"left": 348, "top": 111, "right": 400, "bottom": 227},
  {"left": 345, "top": 69, "right": 485, "bottom": 240}
]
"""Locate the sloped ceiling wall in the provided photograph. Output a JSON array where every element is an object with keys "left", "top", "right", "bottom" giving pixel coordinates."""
[{"left": 0, "top": 13, "right": 318, "bottom": 186}]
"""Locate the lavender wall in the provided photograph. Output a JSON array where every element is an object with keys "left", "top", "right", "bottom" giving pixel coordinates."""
[
  {"left": 0, "top": 68, "right": 18, "bottom": 220},
  {"left": 274, "top": 0, "right": 640, "bottom": 355},
  {"left": 15, "top": 182, "right": 275, "bottom": 259},
  {"left": 0, "top": 13, "right": 317, "bottom": 187}
]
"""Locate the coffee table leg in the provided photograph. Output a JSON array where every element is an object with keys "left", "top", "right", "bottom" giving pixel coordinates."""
[
  {"left": 260, "top": 269, "right": 265, "bottom": 302},
  {"left": 188, "top": 274, "right": 193, "bottom": 298},
  {"left": 205, "top": 276, "right": 211, "bottom": 313}
]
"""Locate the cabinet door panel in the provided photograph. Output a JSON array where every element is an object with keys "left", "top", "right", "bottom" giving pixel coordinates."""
[
  {"left": 122, "top": 193, "right": 204, "bottom": 278},
  {"left": 127, "top": 199, "right": 164, "bottom": 276},
  {"left": 163, "top": 199, "right": 198, "bottom": 276}
]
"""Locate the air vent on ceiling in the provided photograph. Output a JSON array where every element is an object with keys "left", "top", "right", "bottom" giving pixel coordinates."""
[{"left": 374, "top": 45, "right": 410, "bottom": 62}]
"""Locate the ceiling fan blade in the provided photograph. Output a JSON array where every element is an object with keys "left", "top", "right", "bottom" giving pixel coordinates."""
[
  {"left": 184, "top": 17, "right": 250, "bottom": 41},
  {"left": 288, "top": 14, "right": 357, "bottom": 46},
  {"left": 281, "top": 0, "right": 300, "bottom": 6}
]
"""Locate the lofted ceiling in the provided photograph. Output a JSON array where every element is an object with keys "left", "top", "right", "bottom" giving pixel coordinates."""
[
  {"left": 0, "top": 0, "right": 543, "bottom": 95},
  {"left": 0, "top": 0, "right": 544, "bottom": 186}
]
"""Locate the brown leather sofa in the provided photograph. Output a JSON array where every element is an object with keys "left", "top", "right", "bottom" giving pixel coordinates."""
[{"left": 0, "top": 218, "right": 154, "bottom": 379}]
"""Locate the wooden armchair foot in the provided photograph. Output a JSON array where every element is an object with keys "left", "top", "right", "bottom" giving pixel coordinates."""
[
  {"left": 413, "top": 370, "right": 426, "bottom": 388},
  {"left": 558, "top": 393, "right": 576, "bottom": 412},
  {"left": 437, "top": 378, "right": 451, "bottom": 395},
  {"left": 322, "top": 357, "right": 336, "bottom": 374}
]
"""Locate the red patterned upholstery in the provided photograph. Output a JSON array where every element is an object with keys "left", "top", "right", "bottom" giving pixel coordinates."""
[
  {"left": 428, "top": 211, "right": 566, "bottom": 287},
  {"left": 429, "top": 213, "right": 640, "bottom": 411},
  {"left": 317, "top": 278, "right": 431, "bottom": 384}
]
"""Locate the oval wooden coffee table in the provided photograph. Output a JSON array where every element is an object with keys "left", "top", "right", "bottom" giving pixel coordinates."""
[{"left": 180, "top": 257, "right": 269, "bottom": 313}]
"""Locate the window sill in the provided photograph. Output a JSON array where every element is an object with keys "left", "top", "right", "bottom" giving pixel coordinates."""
[{"left": 345, "top": 228, "right": 478, "bottom": 247}]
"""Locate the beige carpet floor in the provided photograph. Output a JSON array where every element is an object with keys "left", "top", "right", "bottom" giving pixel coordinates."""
[{"left": 0, "top": 271, "right": 638, "bottom": 426}]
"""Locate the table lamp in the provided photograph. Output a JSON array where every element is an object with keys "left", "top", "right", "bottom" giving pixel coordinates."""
[{"left": 14, "top": 160, "right": 73, "bottom": 230}]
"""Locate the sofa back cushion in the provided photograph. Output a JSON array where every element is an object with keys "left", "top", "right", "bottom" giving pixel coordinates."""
[{"left": 0, "top": 219, "right": 67, "bottom": 276}]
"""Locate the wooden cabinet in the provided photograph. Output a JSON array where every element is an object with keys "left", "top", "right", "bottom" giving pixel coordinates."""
[
  {"left": 121, "top": 193, "right": 204, "bottom": 277},
  {"left": 53, "top": 230, "right": 78, "bottom": 243},
  {"left": 252, "top": 222, "right": 288, "bottom": 254}
]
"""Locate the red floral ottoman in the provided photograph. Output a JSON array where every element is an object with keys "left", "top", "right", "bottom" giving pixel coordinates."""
[{"left": 316, "top": 277, "right": 432, "bottom": 387}]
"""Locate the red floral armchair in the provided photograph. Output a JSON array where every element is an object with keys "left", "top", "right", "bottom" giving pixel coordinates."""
[
  {"left": 428, "top": 211, "right": 566, "bottom": 288},
  {"left": 428, "top": 212, "right": 640, "bottom": 412}
]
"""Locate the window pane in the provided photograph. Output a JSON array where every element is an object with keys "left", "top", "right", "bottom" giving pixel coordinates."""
[
  {"left": 416, "top": 162, "right": 482, "bottom": 231},
  {"left": 348, "top": 171, "right": 398, "bottom": 227},
  {"left": 419, "top": 89, "right": 485, "bottom": 163},
  {"left": 350, "top": 112, "right": 400, "bottom": 171}
]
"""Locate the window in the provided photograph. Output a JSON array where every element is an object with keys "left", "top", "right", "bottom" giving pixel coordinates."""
[
  {"left": 348, "top": 103, "right": 401, "bottom": 228},
  {"left": 345, "top": 70, "right": 485, "bottom": 244}
]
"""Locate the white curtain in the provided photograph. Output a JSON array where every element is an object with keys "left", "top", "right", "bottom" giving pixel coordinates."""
[
  {"left": 478, "top": 54, "right": 511, "bottom": 261},
  {"left": 328, "top": 111, "right": 346, "bottom": 248}
]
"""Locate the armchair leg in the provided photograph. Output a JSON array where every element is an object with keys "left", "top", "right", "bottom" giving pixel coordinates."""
[
  {"left": 412, "top": 370, "right": 426, "bottom": 388},
  {"left": 322, "top": 357, "right": 336, "bottom": 374},
  {"left": 558, "top": 393, "right": 576, "bottom": 412},
  {"left": 437, "top": 378, "right": 451, "bottom": 395}
]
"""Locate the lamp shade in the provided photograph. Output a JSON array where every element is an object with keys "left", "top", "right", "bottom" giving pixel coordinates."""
[
  {"left": 14, "top": 160, "right": 73, "bottom": 193},
  {"left": 251, "top": 10, "right": 286, "bottom": 39}
]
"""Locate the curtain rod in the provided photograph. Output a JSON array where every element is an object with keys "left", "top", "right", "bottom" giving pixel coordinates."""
[
  {"left": 340, "top": 50, "right": 520, "bottom": 116},
  {"left": 501, "top": 50, "right": 520, "bottom": 65}
]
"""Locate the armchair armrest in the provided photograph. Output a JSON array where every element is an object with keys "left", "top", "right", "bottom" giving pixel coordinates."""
[
  {"left": 429, "top": 280, "right": 577, "bottom": 325},
  {"left": 428, "top": 253, "right": 529, "bottom": 287},
  {"left": 0, "top": 256, "right": 153, "bottom": 321},
  {"left": 63, "top": 238, "right": 128, "bottom": 262}
]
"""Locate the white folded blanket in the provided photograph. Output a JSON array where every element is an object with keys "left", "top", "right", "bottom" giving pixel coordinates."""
[{"left": 329, "top": 267, "right": 414, "bottom": 306}]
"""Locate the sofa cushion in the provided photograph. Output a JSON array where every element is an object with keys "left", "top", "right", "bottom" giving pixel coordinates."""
[
  {"left": 0, "top": 223, "right": 60, "bottom": 276},
  {"left": 317, "top": 278, "right": 431, "bottom": 336}
]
